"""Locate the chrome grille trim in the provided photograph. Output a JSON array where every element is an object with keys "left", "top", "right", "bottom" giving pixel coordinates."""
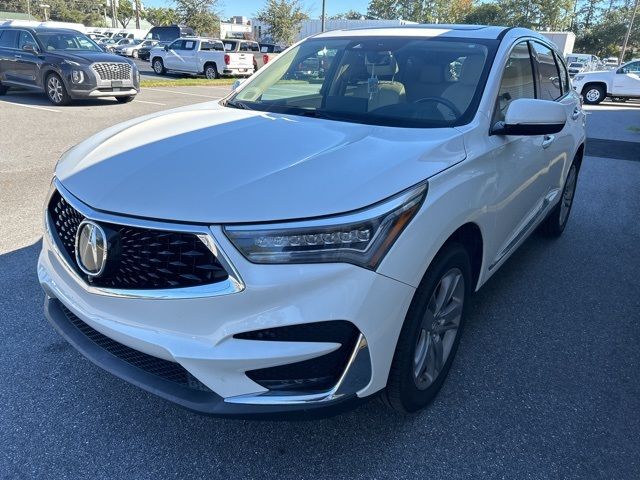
[
  {"left": 44, "top": 178, "right": 245, "bottom": 300},
  {"left": 91, "top": 62, "right": 132, "bottom": 81}
]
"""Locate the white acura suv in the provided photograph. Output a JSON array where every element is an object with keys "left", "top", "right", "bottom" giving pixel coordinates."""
[{"left": 38, "top": 25, "right": 585, "bottom": 418}]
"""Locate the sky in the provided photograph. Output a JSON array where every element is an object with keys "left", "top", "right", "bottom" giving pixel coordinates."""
[{"left": 143, "top": 0, "right": 372, "bottom": 19}]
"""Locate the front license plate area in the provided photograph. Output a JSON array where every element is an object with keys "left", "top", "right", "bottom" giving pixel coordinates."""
[{"left": 111, "top": 80, "right": 123, "bottom": 87}]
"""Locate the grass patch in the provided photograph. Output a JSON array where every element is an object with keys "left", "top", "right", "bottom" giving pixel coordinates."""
[{"left": 141, "top": 78, "right": 236, "bottom": 88}]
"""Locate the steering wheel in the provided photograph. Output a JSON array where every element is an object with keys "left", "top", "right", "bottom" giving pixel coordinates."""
[{"left": 413, "top": 97, "right": 461, "bottom": 118}]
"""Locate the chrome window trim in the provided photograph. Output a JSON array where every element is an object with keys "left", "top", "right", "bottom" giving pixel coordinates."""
[{"left": 45, "top": 178, "right": 245, "bottom": 299}]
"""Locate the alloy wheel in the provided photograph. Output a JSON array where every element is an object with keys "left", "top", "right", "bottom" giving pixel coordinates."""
[
  {"left": 47, "top": 76, "right": 63, "bottom": 104},
  {"left": 413, "top": 268, "right": 465, "bottom": 390},
  {"left": 153, "top": 60, "right": 162, "bottom": 74},
  {"left": 205, "top": 67, "right": 216, "bottom": 79},
  {"left": 560, "top": 165, "right": 577, "bottom": 226}
]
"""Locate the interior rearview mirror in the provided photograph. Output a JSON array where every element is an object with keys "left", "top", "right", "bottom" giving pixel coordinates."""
[{"left": 492, "top": 98, "right": 566, "bottom": 136}]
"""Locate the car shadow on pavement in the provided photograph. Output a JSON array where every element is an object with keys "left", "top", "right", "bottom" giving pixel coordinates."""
[{"left": 2, "top": 88, "right": 126, "bottom": 108}]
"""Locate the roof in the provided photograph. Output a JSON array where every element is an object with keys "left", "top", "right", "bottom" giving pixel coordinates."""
[{"left": 314, "top": 24, "right": 510, "bottom": 40}]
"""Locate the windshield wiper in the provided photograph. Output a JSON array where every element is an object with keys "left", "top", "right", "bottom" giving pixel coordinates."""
[{"left": 225, "top": 99, "right": 251, "bottom": 110}]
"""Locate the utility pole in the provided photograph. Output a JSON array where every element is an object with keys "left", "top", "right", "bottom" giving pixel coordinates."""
[
  {"left": 40, "top": 3, "right": 50, "bottom": 21},
  {"left": 321, "top": 0, "right": 326, "bottom": 32},
  {"left": 111, "top": 0, "right": 118, "bottom": 28},
  {"left": 26, "top": 0, "right": 31, "bottom": 19},
  {"left": 135, "top": 0, "right": 141, "bottom": 30},
  {"left": 620, "top": 0, "right": 639, "bottom": 64}
]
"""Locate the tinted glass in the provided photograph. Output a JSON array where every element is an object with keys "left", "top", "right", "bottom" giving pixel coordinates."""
[
  {"left": 230, "top": 37, "right": 494, "bottom": 128},
  {"left": 621, "top": 61, "right": 640, "bottom": 73},
  {"left": 554, "top": 52, "right": 569, "bottom": 94},
  {"left": 168, "top": 39, "right": 183, "bottom": 50},
  {"left": 492, "top": 42, "right": 535, "bottom": 124},
  {"left": 0, "top": 30, "right": 19, "bottom": 48},
  {"left": 183, "top": 40, "right": 196, "bottom": 50},
  {"left": 146, "top": 27, "right": 179, "bottom": 42},
  {"left": 532, "top": 42, "right": 562, "bottom": 101},
  {"left": 18, "top": 30, "right": 38, "bottom": 50},
  {"left": 223, "top": 40, "right": 237, "bottom": 51}
]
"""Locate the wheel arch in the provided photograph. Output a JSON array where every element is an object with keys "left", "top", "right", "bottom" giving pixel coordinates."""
[
  {"left": 436, "top": 223, "right": 484, "bottom": 291},
  {"left": 581, "top": 81, "right": 608, "bottom": 96},
  {"left": 574, "top": 142, "right": 585, "bottom": 171}
]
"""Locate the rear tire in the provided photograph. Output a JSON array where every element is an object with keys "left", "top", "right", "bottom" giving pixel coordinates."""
[
  {"left": 383, "top": 243, "right": 472, "bottom": 413},
  {"left": 540, "top": 162, "right": 579, "bottom": 237},
  {"left": 45, "top": 73, "right": 71, "bottom": 106},
  {"left": 0, "top": 82, "right": 8, "bottom": 95},
  {"left": 582, "top": 84, "right": 605, "bottom": 105},
  {"left": 115, "top": 95, "right": 135, "bottom": 103},
  {"left": 204, "top": 63, "right": 219, "bottom": 79},
  {"left": 152, "top": 58, "right": 166, "bottom": 75}
]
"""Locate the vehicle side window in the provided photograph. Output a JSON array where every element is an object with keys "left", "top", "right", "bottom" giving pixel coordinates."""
[
  {"left": 619, "top": 61, "right": 640, "bottom": 73},
  {"left": 0, "top": 30, "right": 19, "bottom": 49},
  {"left": 168, "top": 40, "right": 183, "bottom": 50},
  {"left": 183, "top": 40, "right": 196, "bottom": 50},
  {"left": 531, "top": 42, "right": 562, "bottom": 101},
  {"left": 18, "top": 30, "right": 38, "bottom": 50},
  {"left": 492, "top": 42, "right": 536, "bottom": 124},
  {"left": 554, "top": 52, "right": 570, "bottom": 95}
]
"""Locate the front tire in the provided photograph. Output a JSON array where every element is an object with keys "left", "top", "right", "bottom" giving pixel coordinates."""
[
  {"left": 45, "top": 73, "right": 71, "bottom": 106},
  {"left": 582, "top": 84, "right": 605, "bottom": 105},
  {"left": 132, "top": 50, "right": 139, "bottom": 59},
  {"left": 384, "top": 243, "right": 472, "bottom": 413},
  {"left": 540, "top": 162, "right": 579, "bottom": 237},
  {"left": 0, "top": 82, "right": 8, "bottom": 95},
  {"left": 152, "top": 58, "right": 166, "bottom": 75},
  {"left": 115, "top": 95, "right": 135, "bottom": 103}
]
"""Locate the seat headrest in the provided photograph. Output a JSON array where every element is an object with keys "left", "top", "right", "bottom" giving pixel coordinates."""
[
  {"left": 459, "top": 55, "right": 485, "bottom": 85},
  {"left": 365, "top": 52, "right": 398, "bottom": 77},
  {"left": 419, "top": 64, "right": 443, "bottom": 84}
]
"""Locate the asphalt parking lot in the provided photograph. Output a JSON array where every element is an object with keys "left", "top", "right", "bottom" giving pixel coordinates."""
[{"left": 1, "top": 90, "right": 639, "bottom": 479}]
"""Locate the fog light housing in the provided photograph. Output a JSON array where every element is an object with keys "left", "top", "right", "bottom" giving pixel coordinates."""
[{"left": 71, "top": 70, "right": 84, "bottom": 83}]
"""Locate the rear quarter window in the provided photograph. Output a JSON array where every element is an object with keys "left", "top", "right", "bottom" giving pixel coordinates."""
[{"left": 0, "top": 30, "right": 18, "bottom": 48}]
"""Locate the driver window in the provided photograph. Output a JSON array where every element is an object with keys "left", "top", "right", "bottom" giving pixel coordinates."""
[
  {"left": 492, "top": 42, "right": 536, "bottom": 124},
  {"left": 620, "top": 61, "right": 640, "bottom": 73},
  {"left": 18, "top": 30, "right": 38, "bottom": 50},
  {"left": 168, "top": 40, "right": 182, "bottom": 50}
]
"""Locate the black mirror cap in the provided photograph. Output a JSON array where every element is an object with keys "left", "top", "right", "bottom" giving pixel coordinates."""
[
  {"left": 23, "top": 44, "right": 38, "bottom": 54},
  {"left": 164, "top": 45, "right": 169, "bottom": 51},
  {"left": 492, "top": 121, "right": 566, "bottom": 136}
]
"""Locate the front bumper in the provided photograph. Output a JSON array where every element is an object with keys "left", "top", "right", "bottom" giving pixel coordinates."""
[{"left": 38, "top": 189, "right": 415, "bottom": 416}]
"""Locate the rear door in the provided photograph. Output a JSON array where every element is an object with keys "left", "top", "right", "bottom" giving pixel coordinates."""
[
  {"left": 15, "top": 30, "right": 41, "bottom": 87},
  {"left": 613, "top": 61, "right": 640, "bottom": 96},
  {"left": 530, "top": 41, "right": 579, "bottom": 201},
  {"left": 0, "top": 29, "right": 19, "bottom": 83}
]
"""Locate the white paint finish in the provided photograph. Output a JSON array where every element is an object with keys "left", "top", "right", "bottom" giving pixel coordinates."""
[
  {"left": 56, "top": 104, "right": 465, "bottom": 223},
  {"left": 572, "top": 60, "right": 640, "bottom": 97},
  {"left": 504, "top": 98, "right": 567, "bottom": 126},
  {"left": 42, "top": 26, "right": 587, "bottom": 404}
]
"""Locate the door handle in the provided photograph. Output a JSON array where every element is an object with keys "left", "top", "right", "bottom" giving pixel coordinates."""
[
  {"left": 571, "top": 108, "right": 581, "bottom": 120},
  {"left": 542, "top": 135, "right": 555, "bottom": 149},
  {"left": 15, "top": 54, "right": 22, "bottom": 58}
]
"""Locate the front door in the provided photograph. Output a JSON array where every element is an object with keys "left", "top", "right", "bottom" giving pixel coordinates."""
[
  {"left": 14, "top": 30, "right": 40, "bottom": 87},
  {"left": 613, "top": 61, "right": 640, "bottom": 96}
]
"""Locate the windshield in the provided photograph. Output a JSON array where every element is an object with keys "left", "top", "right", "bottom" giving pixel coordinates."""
[
  {"left": 223, "top": 40, "right": 238, "bottom": 51},
  {"left": 37, "top": 32, "right": 102, "bottom": 52},
  {"left": 228, "top": 36, "right": 495, "bottom": 128}
]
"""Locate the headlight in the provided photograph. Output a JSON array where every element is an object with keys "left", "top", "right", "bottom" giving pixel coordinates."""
[
  {"left": 575, "top": 75, "right": 584, "bottom": 81},
  {"left": 71, "top": 70, "right": 84, "bottom": 83},
  {"left": 223, "top": 182, "right": 427, "bottom": 269}
]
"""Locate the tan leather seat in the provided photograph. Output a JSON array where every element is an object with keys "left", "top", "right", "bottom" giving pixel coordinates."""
[
  {"left": 441, "top": 55, "right": 485, "bottom": 114},
  {"left": 352, "top": 55, "right": 406, "bottom": 111}
]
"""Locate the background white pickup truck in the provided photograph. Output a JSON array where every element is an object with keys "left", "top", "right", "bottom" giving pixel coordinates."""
[
  {"left": 151, "top": 38, "right": 254, "bottom": 79},
  {"left": 572, "top": 59, "right": 640, "bottom": 104},
  {"left": 222, "top": 39, "right": 281, "bottom": 71}
]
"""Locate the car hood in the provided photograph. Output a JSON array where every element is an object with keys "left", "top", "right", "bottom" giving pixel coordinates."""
[
  {"left": 47, "top": 51, "right": 132, "bottom": 64},
  {"left": 56, "top": 103, "right": 466, "bottom": 223}
]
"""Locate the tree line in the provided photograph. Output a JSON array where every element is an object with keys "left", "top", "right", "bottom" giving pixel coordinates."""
[{"left": 1, "top": 0, "right": 637, "bottom": 59}]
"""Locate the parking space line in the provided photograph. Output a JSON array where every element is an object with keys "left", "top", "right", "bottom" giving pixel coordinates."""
[
  {"left": 0, "top": 101, "right": 60, "bottom": 113},
  {"left": 133, "top": 99, "right": 167, "bottom": 106},
  {"left": 145, "top": 88, "right": 219, "bottom": 99}
]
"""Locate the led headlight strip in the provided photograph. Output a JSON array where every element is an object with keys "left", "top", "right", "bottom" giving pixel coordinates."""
[{"left": 223, "top": 182, "right": 427, "bottom": 269}]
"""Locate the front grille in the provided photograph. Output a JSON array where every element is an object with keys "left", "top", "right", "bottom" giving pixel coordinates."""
[
  {"left": 92, "top": 62, "right": 132, "bottom": 81},
  {"left": 48, "top": 190, "right": 229, "bottom": 290},
  {"left": 60, "top": 304, "right": 211, "bottom": 392}
]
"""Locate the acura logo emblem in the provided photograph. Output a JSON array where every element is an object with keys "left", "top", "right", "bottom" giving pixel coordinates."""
[{"left": 75, "top": 221, "right": 108, "bottom": 277}]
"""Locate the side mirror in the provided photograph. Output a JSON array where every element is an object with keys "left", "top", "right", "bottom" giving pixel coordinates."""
[
  {"left": 492, "top": 98, "right": 566, "bottom": 136},
  {"left": 164, "top": 45, "right": 169, "bottom": 51},
  {"left": 231, "top": 79, "right": 245, "bottom": 91},
  {"left": 22, "top": 44, "right": 38, "bottom": 54}
]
